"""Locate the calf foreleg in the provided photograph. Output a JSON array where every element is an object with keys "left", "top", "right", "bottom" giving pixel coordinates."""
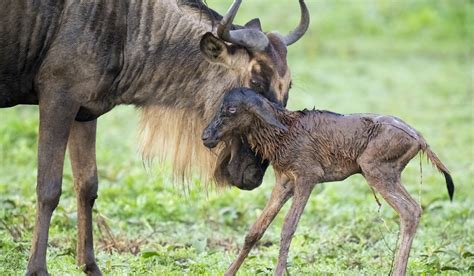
[
  {"left": 274, "top": 179, "right": 315, "bottom": 276},
  {"left": 225, "top": 174, "right": 293, "bottom": 276},
  {"left": 68, "top": 120, "right": 102, "bottom": 276}
]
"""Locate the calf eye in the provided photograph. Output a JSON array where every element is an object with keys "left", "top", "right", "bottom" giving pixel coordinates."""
[{"left": 228, "top": 107, "right": 237, "bottom": 114}]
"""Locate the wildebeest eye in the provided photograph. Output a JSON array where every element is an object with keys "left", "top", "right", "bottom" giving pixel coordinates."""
[
  {"left": 228, "top": 107, "right": 237, "bottom": 114},
  {"left": 250, "top": 79, "right": 264, "bottom": 92}
]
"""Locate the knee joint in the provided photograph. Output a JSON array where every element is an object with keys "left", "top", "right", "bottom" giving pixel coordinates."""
[
  {"left": 76, "top": 176, "right": 98, "bottom": 200},
  {"left": 402, "top": 204, "right": 422, "bottom": 231},
  {"left": 280, "top": 229, "right": 296, "bottom": 243},
  {"left": 244, "top": 232, "right": 260, "bottom": 245},
  {"left": 412, "top": 205, "right": 422, "bottom": 221},
  {"left": 37, "top": 183, "right": 62, "bottom": 210}
]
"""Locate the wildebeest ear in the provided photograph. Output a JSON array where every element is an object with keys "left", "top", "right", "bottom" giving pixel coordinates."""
[
  {"left": 200, "top": 32, "right": 231, "bottom": 65},
  {"left": 244, "top": 18, "right": 262, "bottom": 31}
]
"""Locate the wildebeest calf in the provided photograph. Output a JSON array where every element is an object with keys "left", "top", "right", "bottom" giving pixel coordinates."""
[{"left": 202, "top": 87, "right": 454, "bottom": 276}]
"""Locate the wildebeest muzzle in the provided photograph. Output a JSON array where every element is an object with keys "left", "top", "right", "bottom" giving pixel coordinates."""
[{"left": 208, "top": 136, "right": 268, "bottom": 190}]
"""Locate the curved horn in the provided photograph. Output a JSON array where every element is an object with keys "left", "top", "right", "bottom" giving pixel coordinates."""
[
  {"left": 283, "top": 0, "right": 310, "bottom": 46},
  {"left": 217, "top": 0, "right": 269, "bottom": 51},
  {"left": 217, "top": 0, "right": 241, "bottom": 38}
]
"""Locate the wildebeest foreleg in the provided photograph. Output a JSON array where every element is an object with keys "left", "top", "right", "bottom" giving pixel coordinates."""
[
  {"left": 27, "top": 98, "right": 79, "bottom": 276},
  {"left": 225, "top": 174, "right": 293, "bottom": 276},
  {"left": 68, "top": 120, "right": 102, "bottom": 276},
  {"left": 274, "top": 179, "right": 314, "bottom": 276}
]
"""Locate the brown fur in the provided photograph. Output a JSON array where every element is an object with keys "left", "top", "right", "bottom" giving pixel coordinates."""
[
  {"left": 202, "top": 88, "right": 454, "bottom": 275},
  {"left": 0, "top": 1, "right": 309, "bottom": 274}
]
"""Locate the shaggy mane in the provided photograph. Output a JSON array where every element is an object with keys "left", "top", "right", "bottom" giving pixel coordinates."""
[
  {"left": 138, "top": 106, "right": 228, "bottom": 186},
  {"left": 137, "top": 0, "right": 248, "bottom": 187}
]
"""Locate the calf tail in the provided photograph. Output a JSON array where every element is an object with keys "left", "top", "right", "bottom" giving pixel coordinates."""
[{"left": 420, "top": 142, "right": 454, "bottom": 201}]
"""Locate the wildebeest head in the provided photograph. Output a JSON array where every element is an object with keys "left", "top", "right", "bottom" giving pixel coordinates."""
[
  {"left": 197, "top": 0, "right": 309, "bottom": 190},
  {"left": 199, "top": 0, "right": 309, "bottom": 107},
  {"left": 138, "top": 0, "right": 309, "bottom": 191}
]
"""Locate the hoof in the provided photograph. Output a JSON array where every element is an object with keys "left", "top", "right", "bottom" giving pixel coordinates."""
[
  {"left": 84, "top": 263, "right": 102, "bottom": 276},
  {"left": 25, "top": 268, "right": 49, "bottom": 276}
]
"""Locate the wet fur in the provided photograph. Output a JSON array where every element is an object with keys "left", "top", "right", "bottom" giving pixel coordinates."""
[
  {"left": 250, "top": 108, "right": 453, "bottom": 199},
  {"left": 204, "top": 89, "right": 454, "bottom": 275}
]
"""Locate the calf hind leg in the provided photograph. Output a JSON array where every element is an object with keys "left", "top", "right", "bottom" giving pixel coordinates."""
[
  {"left": 363, "top": 172, "right": 422, "bottom": 276},
  {"left": 68, "top": 120, "right": 102, "bottom": 275}
]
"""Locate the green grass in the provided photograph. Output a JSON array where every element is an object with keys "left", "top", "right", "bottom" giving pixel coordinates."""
[{"left": 1, "top": 0, "right": 473, "bottom": 274}]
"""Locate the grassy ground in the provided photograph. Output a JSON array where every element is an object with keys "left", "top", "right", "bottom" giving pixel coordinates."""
[{"left": 1, "top": 0, "right": 473, "bottom": 274}]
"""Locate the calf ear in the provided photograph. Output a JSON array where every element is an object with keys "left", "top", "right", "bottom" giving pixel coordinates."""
[
  {"left": 249, "top": 95, "right": 288, "bottom": 131},
  {"left": 200, "top": 32, "right": 231, "bottom": 66},
  {"left": 258, "top": 112, "right": 288, "bottom": 131},
  {"left": 251, "top": 106, "right": 288, "bottom": 131}
]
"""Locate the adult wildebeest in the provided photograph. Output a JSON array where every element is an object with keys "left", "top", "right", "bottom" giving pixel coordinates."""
[{"left": 0, "top": 0, "right": 309, "bottom": 274}]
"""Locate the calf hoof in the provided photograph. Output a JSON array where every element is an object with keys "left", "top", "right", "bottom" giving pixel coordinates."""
[
  {"left": 84, "top": 263, "right": 102, "bottom": 276},
  {"left": 25, "top": 268, "right": 49, "bottom": 276}
]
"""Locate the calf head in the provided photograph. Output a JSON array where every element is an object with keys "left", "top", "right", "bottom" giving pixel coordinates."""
[{"left": 203, "top": 88, "right": 287, "bottom": 191}]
